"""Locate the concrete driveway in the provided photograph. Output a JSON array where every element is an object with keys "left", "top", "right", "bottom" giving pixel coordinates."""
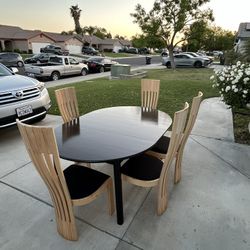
[{"left": 0, "top": 97, "right": 250, "bottom": 250}]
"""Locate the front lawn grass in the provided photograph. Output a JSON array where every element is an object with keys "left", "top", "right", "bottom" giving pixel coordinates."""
[
  {"left": 47, "top": 68, "right": 249, "bottom": 144},
  {"left": 48, "top": 68, "right": 217, "bottom": 118}
]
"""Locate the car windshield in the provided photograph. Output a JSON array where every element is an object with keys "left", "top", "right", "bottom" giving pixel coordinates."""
[{"left": 0, "top": 64, "right": 12, "bottom": 77}]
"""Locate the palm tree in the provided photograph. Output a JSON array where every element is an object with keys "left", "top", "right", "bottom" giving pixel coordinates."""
[{"left": 70, "top": 5, "right": 82, "bottom": 34}]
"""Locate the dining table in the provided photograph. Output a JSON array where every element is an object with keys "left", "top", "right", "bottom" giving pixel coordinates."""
[{"left": 54, "top": 106, "right": 172, "bottom": 225}]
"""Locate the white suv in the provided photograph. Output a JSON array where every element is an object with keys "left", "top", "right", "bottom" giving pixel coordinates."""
[{"left": 0, "top": 63, "right": 51, "bottom": 128}]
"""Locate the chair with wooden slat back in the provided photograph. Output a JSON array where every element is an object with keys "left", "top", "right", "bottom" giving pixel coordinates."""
[
  {"left": 55, "top": 87, "right": 79, "bottom": 123},
  {"left": 16, "top": 120, "right": 114, "bottom": 241},
  {"left": 55, "top": 87, "right": 91, "bottom": 168},
  {"left": 141, "top": 79, "right": 160, "bottom": 109},
  {"left": 121, "top": 102, "right": 189, "bottom": 215},
  {"left": 147, "top": 91, "right": 203, "bottom": 184}
]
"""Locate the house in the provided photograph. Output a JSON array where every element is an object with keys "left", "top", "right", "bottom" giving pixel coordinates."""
[
  {"left": 0, "top": 24, "right": 132, "bottom": 54},
  {"left": 44, "top": 32, "right": 83, "bottom": 54},
  {"left": 0, "top": 24, "right": 85, "bottom": 54},
  {"left": 98, "top": 38, "right": 132, "bottom": 53},
  {"left": 0, "top": 25, "right": 54, "bottom": 53},
  {"left": 234, "top": 22, "right": 250, "bottom": 53},
  {"left": 79, "top": 34, "right": 103, "bottom": 49}
]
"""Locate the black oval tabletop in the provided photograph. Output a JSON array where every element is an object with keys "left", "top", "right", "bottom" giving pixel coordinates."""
[{"left": 55, "top": 106, "right": 172, "bottom": 163}]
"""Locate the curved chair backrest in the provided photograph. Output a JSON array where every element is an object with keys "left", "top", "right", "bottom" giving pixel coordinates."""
[
  {"left": 55, "top": 87, "right": 80, "bottom": 123},
  {"left": 181, "top": 91, "right": 203, "bottom": 149},
  {"left": 157, "top": 102, "right": 189, "bottom": 212},
  {"left": 141, "top": 79, "right": 160, "bottom": 109},
  {"left": 16, "top": 120, "right": 76, "bottom": 238}
]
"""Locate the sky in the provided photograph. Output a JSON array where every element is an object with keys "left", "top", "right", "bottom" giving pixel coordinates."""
[{"left": 1, "top": 0, "right": 250, "bottom": 38}]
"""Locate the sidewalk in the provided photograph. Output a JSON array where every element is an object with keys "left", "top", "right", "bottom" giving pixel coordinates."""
[{"left": 0, "top": 97, "right": 250, "bottom": 249}]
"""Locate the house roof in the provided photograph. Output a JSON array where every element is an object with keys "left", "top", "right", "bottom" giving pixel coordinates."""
[
  {"left": 119, "top": 39, "right": 132, "bottom": 46},
  {"left": 44, "top": 32, "right": 82, "bottom": 43},
  {"left": 237, "top": 22, "right": 250, "bottom": 38},
  {"left": 78, "top": 34, "right": 103, "bottom": 45},
  {"left": 0, "top": 25, "right": 52, "bottom": 40},
  {"left": 0, "top": 24, "right": 132, "bottom": 46}
]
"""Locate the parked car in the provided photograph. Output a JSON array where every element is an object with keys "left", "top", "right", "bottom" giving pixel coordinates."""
[
  {"left": 24, "top": 53, "right": 52, "bottom": 64},
  {"left": 0, "top": 63, "right": 51, "bottom": 128},
  {"left": 82, "top": 46, "right": 99, "bottom": 55},
  {"left": 182, "top": 52, "right": 213, "bottom": 64},
  {"left": 126, "top": 47, "right": 138, "bottom": 54},
  {"left": 25, "top": 56, "right": 88, "bottom": 81},
  {"left": 0, "top": 52, "right": 24, "bottom": 67},
  {"left": 213, "top": 50, "right": 223, "bottom": 57},
  {"left": 84, "top": 56, "right": 118, "bottom": 73},
  {"left": 162, "top": 53, "right": 210, "bottom": 68},
  {"left": 161, "top": 51, "right": 169, "bottom": 57},
  {"left": 138, "top": 47, "right": 150, "bottom": 54},
  {"left": 40, "top": 45, "right": 69, "bottom": 55}
]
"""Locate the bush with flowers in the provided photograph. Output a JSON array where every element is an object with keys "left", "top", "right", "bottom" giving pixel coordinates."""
[{"left": 210, "top": 61, "right": 250, "bottom": 109}]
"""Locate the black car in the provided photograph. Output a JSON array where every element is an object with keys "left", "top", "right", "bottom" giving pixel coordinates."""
[
  {"left": 126, "top": 47, "right": 138, "bottom": 54},
  {"left": 138, "top": 47, "right": 150, "bottom": 54},
  {"left": 82, "top": 46, "right": 99, "bottom": 55},
  {"left": 84, "top": 57, "right": 118, "bottom": 73},
  {"left": 0, "top": 52, "right": 24, "bottom": 67},
  {"left": 24, "top": 53, "right": 52, "bottom": 64},
  {"left": 40, "top": 45, "right": 69, "bottom": 55}
]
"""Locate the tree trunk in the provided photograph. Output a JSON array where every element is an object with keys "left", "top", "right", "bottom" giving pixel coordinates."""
[{"left": 168, "top": 45, "right": 176, "bottom": 69}]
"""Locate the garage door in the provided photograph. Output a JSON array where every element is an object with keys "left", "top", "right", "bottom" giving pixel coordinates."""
[
  {"left": 31, "top": 42, "right": 51, "bottom": 54},
  {"left": 66, "top": 45, "right": 82, "bottom": 54}
]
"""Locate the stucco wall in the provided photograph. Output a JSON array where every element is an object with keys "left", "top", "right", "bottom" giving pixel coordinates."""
[
  {"left": 12, "top": 40, "right": 29, "bottom": 52},
  {"left": 28, "top": 34, "right": 54, "bottom": 50}
]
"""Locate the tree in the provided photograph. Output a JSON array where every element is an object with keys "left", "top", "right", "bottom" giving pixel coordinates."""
[
  {"left": 70, "top": 4, "right": 82, "bottom": 34},
  {"left": 131, "top": 0, "right": 213, "bottom": 68},
  {"left": 61, "top": 30, "right": 74, "bottom": 35},
  {"left": 131, "top": 34, "right": 165, "bottom": 49},
  {"left": 114, "top": 35, "right": 127, "bottom": 40},
  {"left": 183, "top": 20, "right": 211, "bottom": 51}
]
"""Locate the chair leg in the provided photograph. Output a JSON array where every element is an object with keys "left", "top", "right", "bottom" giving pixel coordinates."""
[
  {"left": 107, "top": 179, "right": 115, "bottom": 215},
  {"left": 56, "top": 215, "right": 78, "bottom": 241},
  {"left": 53, "top": 199, "right": 78, "bottom": 241},
  {"left": 157, "top": 188, "right": 168, "bottom": 215},
  {"left": 174, "top": 147, "right": 184, "bottom": 184}
]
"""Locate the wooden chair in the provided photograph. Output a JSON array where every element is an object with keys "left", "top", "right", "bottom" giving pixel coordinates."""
[
  {"left": 55, "top": 87, "right": 91, "bottom": 168},
  {"left": 55, "top": 87, "right": 79, "bottom": 123},
  {"left": 16, "top": 120, "right": 114, "bottom": 241},
  {"left": 141, "top": 79, "right": 160, "bottom": 109},
  {"left": 148, "top": 91, "right": 203, "bottom": 183},
  {"left": 121, "top": 102, "right": 189, "bottom": 215}
]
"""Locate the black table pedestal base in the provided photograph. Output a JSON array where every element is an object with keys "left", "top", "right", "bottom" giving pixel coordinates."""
[{"left": 112, "top": 160, "right": 124, "bottom": 225}]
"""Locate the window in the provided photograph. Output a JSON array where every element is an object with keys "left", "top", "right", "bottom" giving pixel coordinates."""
[{"left": 65, "top": 58, "right": 69, "bottom": 65}]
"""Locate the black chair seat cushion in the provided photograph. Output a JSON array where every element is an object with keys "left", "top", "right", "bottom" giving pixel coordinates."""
[
  {"left": 121, "top": 154, "right": 163, "bottom": 181},
  {"left": 64, "top": 164, "right": 109, "bottom": 200},
  {"left": 150, "top": 136, "right": 170, "bottom": 154}
]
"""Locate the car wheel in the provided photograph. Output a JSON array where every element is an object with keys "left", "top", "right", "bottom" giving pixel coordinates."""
[
  {"left": 51, "top": 71, "right": 60, "bottom": 81},
  {"left": 81, "top": 68, "right": 87, "bottom": 76},
  {"left": 99, "top": 66, "right": 105, "bottom": 73},
  {"left": 194, "top": 61, "right": 202, "bottom": 68},
  {"left": 17, "top": 61, "right": 24, "bottom": 67},
  {"left": 166, "top": 62, "right": 171, "bottom": 69}
]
